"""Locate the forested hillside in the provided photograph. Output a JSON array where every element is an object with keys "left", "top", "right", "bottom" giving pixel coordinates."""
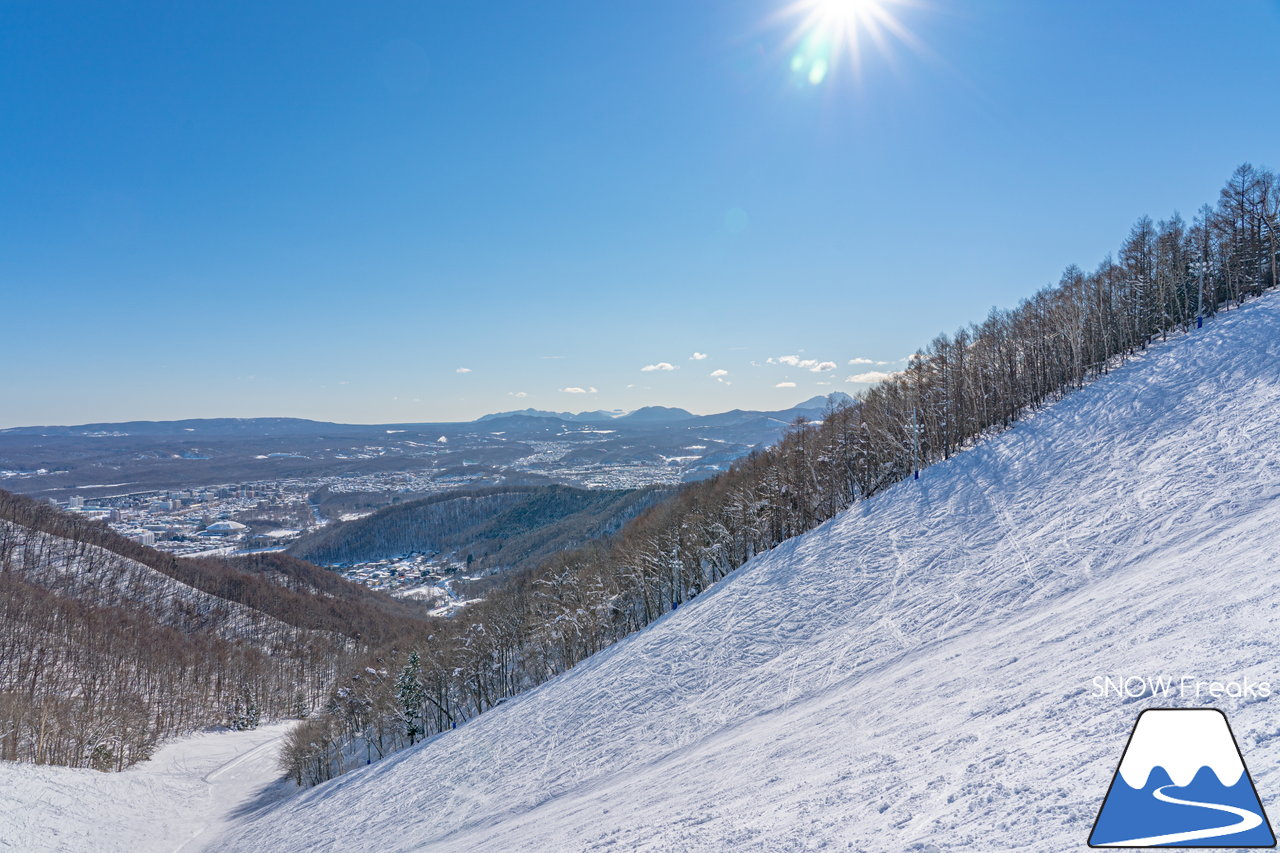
[
  {"left": 224, "top": 243, "right": 1280, "bottom": 852},
  {"left": 280, "top": 163, "right": 1280, "bottom": 786},
  {"left": 0, "top": 489, "right": 425, "bottom": 770},
  {"left": 288, "top": 484, "right": 671, "bottom": 570}
]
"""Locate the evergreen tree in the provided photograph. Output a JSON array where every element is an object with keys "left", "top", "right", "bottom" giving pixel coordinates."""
[{"left": 397, "top": 651, "right": 425, "bottom": 746}]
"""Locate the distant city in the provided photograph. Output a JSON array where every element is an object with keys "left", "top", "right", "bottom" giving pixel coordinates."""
[
  {"left": 51, "top": 479, "right": 485, "bottom": 613},
  {"left": 54, "top": 481, "right": 313, "bottom": 557},
  {"left": 7, "top": 394, "right": 850, "bottom": 601}
]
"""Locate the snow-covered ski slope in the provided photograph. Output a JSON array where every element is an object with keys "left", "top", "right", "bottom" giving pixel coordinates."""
[
  {"left": 220, "top": 293, "right": 1280, "bottom": 852},
  {"left": 0, "top": 723, "right": 298, "bottom": 853}
]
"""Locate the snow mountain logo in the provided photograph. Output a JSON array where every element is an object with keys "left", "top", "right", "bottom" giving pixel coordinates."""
[{"left": 1089, "top": 708, "right": 1275, "bottom": 847}]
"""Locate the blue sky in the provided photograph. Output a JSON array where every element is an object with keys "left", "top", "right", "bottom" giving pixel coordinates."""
[{"left": 2, "top": 0, "right": 1278, "bottom": 427}]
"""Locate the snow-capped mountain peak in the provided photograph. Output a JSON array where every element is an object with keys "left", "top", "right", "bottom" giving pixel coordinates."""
[{"left": 1117, "top": 709, "right": 1245, "bottom": 789}]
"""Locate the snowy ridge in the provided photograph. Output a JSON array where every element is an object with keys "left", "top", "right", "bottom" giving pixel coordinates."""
[
  {"left": 1, "top": 519, "right": 302, "bottom": 641},
  {"left": 1117, "top": 710, "right": 1245, "bottom": 789},
  {"left": 212, "top": 291, "right": 1280, "bottom": 850}
]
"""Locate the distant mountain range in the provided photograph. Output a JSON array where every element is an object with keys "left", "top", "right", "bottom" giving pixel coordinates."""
[
  {"left": 474, "top": 405, "right": 701, "bottom": 424},
  {"left": 1, "top": 393, "right": 855, "bottom": 437},
  {"left": 471, "top": 393, "right": 854, "bottom": 430},
  {"left": 0, "top": 393, "right": 857, "bottom": 500}
]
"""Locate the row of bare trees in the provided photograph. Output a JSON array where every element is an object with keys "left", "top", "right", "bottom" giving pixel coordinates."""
[{"left": 0, "top": 489, "right": 425, "bottom": 770}]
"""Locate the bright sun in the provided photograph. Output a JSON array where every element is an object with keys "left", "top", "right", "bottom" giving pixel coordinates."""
[
  {"left": 817, "top": 0, "right": 882, "bottom": 27},
  {"left": 785, "top": 0, "right": 913, "bottom": 85}
]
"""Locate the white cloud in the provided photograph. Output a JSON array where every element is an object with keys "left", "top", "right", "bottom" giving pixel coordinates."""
[
  {"left": 690, "top": 352, "right": 708, "bottom": 361},
  {"left": 769, "top": 355, "right": 836, "bottom": 372},
  {"left": 846, "top": 371, "right": 897, "bottom": 384},
  {"left": 775, "top": 381, "right": 797, "bottom": 388},
  {"left": 509, "top": 391, "right": 528, "bottom": 398},
  {"left": 848, "top": 357, "right": 874, "bottom": 365},
  {"left": 709, "top": 369, "right": 728, "bottom": 377},
  {"left": 561, "top": 386, "right": 598, "bottom": 394},
  {"left": 641, "top": 362, "right": 677, "bottom": 372},
  {"left": 455, "top": 367, "right": 472, "bottom": 374}
]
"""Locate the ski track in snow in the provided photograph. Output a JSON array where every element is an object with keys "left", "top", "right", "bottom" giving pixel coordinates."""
[
  {"left": 0, "top": 723, "right": 298, "bottom": 853},
  {"left": 208, "top": 293, "right": 1280, "bottom": 851}
]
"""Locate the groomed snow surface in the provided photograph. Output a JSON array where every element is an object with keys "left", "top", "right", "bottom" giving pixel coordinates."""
[
  {"left": 7, "top": 291, "right": 1280, "bottom": 851},
  {"left": 0, "top": 723, "right": 297, "bottom": 852}
]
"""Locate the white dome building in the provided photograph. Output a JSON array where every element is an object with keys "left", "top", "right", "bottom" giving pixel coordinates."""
[{"left": 203, "top": 520, "right": 248, "bottom": 535}]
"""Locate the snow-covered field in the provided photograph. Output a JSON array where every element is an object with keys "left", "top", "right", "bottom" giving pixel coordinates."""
[
  {"left": 6, "top": 292, "right": 1280, "bottom": 852},
  {"left": 0, "top": 723, "right": 297, "bottom": 852},
  {"left": 208, "top": 292, "right": 1280, "bottom": 851}
]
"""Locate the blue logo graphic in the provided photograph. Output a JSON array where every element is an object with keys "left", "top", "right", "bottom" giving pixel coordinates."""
[{"left": 1090, "top": 708, "right": 1275, "bottom": 847}]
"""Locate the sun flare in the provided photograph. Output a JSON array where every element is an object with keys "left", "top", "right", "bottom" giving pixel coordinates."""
[
  {"left": 785, "top": 0, "right": 914, "bottom": 85},
  {"left": 817, "top": 0, "right": 881, "bottom": 29}
]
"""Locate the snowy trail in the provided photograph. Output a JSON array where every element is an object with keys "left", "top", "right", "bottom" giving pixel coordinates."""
[
  {"left": 1097, "top": 785, "right": 1264, "bottom": 847},
  {"left": 202, "top": 730, "right": 286, "bottom": 784},
  {"left": 0, "top": 723, "right": 298, "bottom": 853},
  {"left": 210, "top": 293, "right": 1280, "bottom": 850},
  {"left": 173, "top": 728, "right": 296, "bottom": 853}
]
